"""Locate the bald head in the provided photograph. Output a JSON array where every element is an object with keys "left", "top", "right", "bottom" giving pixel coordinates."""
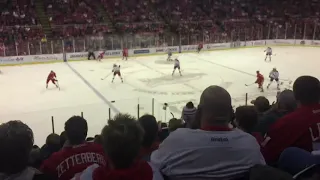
[{"left": 199, "top": 85, "right": 232, "bottom": 118}]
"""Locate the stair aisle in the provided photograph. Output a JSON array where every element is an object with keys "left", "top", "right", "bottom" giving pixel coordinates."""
[{"left": 34, "top": 0, "right": 53, "bottom": 39}]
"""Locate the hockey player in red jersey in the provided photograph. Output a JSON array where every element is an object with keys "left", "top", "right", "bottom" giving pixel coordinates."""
[
  {"left": 97, "top": 51, "right": 105, "bottom": 62},
  {"left": 46, "top": 70, "right": 59, "bottom": 89},
  {"left": 122, "top": 48, "right": 128, "bottom": 60},
  {"left": 197, "top": 43, "right": 203, "bottom": 53},
  {"left": 255, "top": 71, "right": 264, "bottom": 92}
]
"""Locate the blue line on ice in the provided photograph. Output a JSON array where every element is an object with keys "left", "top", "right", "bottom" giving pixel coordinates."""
[{"left": 65, "top": 62, "right": 120, "bottom": 114}]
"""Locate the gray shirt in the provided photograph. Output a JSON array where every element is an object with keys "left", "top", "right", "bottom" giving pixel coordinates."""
[{"left": 151, "top": 128, "right": 265, "bottom": 180}]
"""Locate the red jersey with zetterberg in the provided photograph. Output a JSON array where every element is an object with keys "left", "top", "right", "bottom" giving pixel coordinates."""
[
  {"left": 47, "top": 71, "right": 56, "bottom": 80},
  {"left": 261, "top": 104, "right": 320, "bottom": 163},
  {"left": 40, "top": 142, "right": 107, "bottom": 180}
]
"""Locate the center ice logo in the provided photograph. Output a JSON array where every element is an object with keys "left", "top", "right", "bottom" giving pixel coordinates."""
[{"left": 139, "top": 72, "right": 206, "bottom": 87}]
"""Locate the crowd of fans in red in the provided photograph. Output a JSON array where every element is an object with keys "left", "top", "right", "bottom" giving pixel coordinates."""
[
  {"left": 1, "top": 76, "right": 320, "bottom": 180},
  {"left": 1, "top": 0, "right": 320, "bottom": 46}
]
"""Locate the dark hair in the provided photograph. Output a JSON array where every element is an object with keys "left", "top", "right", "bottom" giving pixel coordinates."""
[
  {"left": 235, "top": 106, "right": 258, "bottom": 133},
  {"left": 64, "top": 116, "right": 88, "bottom": 145},
  {"left": 186, "top": 101, "right": 194, "bottom": 109},
  {"left": 138, "top": 114, "right": 158, "bottom": 148},
  {"left": 0, "top": 121, "right": 34, "bottom": 174},
  {"left": 42, "top": 133, "right": 61, "bottom": 159},
  {"left": 293, "top": 76, "right": 320, "bottom": 105},
  {"left": 60, "top": 131, "right": 67, "bottom": 148},
  {"left": 101, "top": 114, "right": 144, "bottom": 169},
  {"left": 94, "top": 135, "right": 102, "bottom": 144},
  {"left": 86, "top": 137, "right": 94, "bottom": 142},
  {"left": 168, "top": 118, "right": 184, "bottom": 132},
  {"left": 29, "top": 147, "right": 42, "bottom": 169},
  {"left": 253, "top": 96, "right": 270, "bottom": 113},
  {"left": 160, "top": 122, "right": 167, "bottom": 128},
  {"left": 46, "top": 133, "right": 60, "bottom": 147}
]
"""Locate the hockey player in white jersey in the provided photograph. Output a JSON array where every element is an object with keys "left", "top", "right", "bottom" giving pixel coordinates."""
[
  {"left": 267, "top": 68, "right": 280, "bottom": 90},
  {"left": 167, "top": 49, "right": 173, "bottom": 61},
  {"left": 112, "top": 64, "right": 123, "bottom": 83},
  {"left": 172, "top": 58, "right": 182, "bottom": 76},
  {"left": 264, "top": 47, "right": 272, "bottom": 62}
]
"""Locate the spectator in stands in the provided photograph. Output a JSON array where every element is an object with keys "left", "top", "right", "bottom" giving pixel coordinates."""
[
  {"left": 251, "top": 96, "right": 270, "bottom": 116},
  {"left": 235, "top": 106, "right": 258, "bottom": 134},
  {"left": 40, "top": 116, "right": 107, "bottom": 180},
  {"left": 40, "top": 133, "right": 60, "bottom": 161},
  {"left": 60, "top": 131, "right": 67, "bottom": 148},
  {"left": 181, "top": 101, "right": 197, "bottom": 128},
  {"left": 168, "top": 118, "right": 184, "bottom": 132},
  {"left": 0, "top": 121, "right": 54, "bottom": 180},
  {"left": 94, "top": 135, "right": 102, "bottom": 144},
  {"left": 86, "top": 137, "right": 94, "bottom": 142},
  {"left": 255, "top": 90, "right": 297, "bottom": 137},
  {"left": 138, "top": 114, "right": 160, "bottom": 161},
  {"left": 158, "top": 121, "right": 169, "bottom": 142},
  {"left": 29, "top": 145, "right": 42, "bottom": 169},
  {"left": 72, "top": 114, "right": 163, "bottom": 180},
  {"left": 278, "top": 147, "right": 320, "bottom": 176},
  {"left": 261, "top": 76, "right": 320, "bottom": 164},
  {"left": 151, "top": 85, "right": 265, "bottom": 179}
]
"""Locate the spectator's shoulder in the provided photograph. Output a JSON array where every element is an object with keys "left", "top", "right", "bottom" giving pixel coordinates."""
[
  {"left": 270, "top": 111, "right": 300, "bottom": 130},
  {"left": 71, "top": 163, "right": 100, "bottom": 180},
  {"left": 164, "top": 128, "right": 193, "bottom": 141},
  {"left": 148, "top": 162, "right": 164, "bottom": 180},
  {"left": 233, "top": 129, "right": 261, "bottom": 148}
]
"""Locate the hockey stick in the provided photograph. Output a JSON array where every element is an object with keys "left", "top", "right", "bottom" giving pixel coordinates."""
[
  {"left": 101, "top": 72, "right": 112, "bottom": 80},
  {"left": 170, "top": 112, "right": 175, "bottom": 118},
  {"left": 245, "top": 82, "right": 255, "bottom": 86},
  {"left": 56, "top": 80, "right": 60, "bottom": 91}
]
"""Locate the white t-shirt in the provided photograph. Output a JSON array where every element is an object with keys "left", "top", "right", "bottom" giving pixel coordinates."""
[{"left": 151, "top": 128, "right": 265, "bottom": 180}]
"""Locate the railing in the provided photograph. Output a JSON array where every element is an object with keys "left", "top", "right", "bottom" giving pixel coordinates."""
[{"left": 1, "top": 21, "right": 320, "bottom": 57}]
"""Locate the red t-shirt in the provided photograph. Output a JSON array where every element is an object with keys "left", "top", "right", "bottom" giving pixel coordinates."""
[
  {"left": 261, "top": 104, "right": 320, "bottom": 163},
  {"left": 40, "top": 142, "right": 107, "bottom": 180}
]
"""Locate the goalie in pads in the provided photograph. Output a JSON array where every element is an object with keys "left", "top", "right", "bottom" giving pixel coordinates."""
[
  {"left": 112, "top": 64, "right": 123, "bottom": 83},
  {"left": 267, "top": 68, "right": 280, "bottom": 90}
]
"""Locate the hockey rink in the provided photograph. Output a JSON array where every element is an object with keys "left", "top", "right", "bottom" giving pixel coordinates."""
[{"left": 0, "top": 46, "right": 319, "bottom": 145}]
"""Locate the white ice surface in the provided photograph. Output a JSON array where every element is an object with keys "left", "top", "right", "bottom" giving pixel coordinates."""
[{"left": 0, "top": 46, "right": 319, "bottom": 145}]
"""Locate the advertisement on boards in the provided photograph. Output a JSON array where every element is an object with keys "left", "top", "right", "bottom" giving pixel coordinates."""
[{"left": 133, "top": 49, "right": 150, "bottom": 54}]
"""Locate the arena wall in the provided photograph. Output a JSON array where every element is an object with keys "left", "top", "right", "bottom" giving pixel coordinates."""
[{"left": 0, "top": 39, "right": 319, "bottom": 66}]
